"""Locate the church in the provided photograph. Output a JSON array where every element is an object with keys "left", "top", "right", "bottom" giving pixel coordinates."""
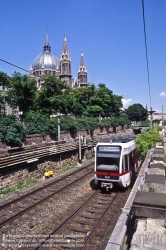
[{"left": 29, "top": 32, "right": 88, "bottom": 89}]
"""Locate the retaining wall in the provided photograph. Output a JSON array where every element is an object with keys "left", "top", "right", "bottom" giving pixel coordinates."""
[
  {"left": 0, "top": 148, "right": 93, "bottom": 194},
  {"left": 0, "top": 125, "right": 130, "bottom": 148}
]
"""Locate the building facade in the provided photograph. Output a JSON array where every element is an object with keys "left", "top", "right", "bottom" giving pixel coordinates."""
[{"left": 30, "top": 32, "right": 88, "bottom": 89}]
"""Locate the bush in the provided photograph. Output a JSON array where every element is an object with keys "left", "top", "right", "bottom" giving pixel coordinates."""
[
  {"left": 135, "top": 129, "right": 163, "bottom": 157},
  {"left": 24, "top": 111, "right": 49, "bottom": 135},
  {"left": 0, "top": 115, "right": 25, "bottom": 146}
]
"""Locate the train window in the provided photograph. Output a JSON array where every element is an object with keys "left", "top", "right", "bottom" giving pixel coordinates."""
[{"left": 96, "top": 157, "right": 119, "bottom": 172}]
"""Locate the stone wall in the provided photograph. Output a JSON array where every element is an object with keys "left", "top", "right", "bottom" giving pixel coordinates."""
[
  {"left": 0, "top": 148, "right": 95, "bottom": 193},
  {"left": 0, "top": 151, "right": 79, "bottom": 193},
  {"left": 23, "top": 125, "right": 130, "bottom": 146},
  {"left": 0, "top": 125, "right": 130, "bottom": 148},
  {"left": 0, "top": 141, "right": 7, "bottom": 149},
  {"left": 23, "top": 131, "right": 72, "bottom": 145}
]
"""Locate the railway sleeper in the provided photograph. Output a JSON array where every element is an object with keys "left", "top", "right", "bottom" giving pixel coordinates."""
[{"left": 67, "top": 225, "right": 90, "bottom": 233}]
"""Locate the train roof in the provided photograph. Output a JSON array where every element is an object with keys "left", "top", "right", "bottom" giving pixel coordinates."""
[{"left": 100, "top": 135, "right": 137, "bottom": 144}]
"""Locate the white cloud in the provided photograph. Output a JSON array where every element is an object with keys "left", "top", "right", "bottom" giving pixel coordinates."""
[
  {"left": 122, "top": 98, "right": 132, "bottom": 108},
  {"left": 160, "top": 92, "right": 166, "bottom": 97}
]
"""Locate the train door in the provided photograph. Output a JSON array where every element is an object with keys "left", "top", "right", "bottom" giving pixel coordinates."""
[
  {"left": 133, "top": 149, "right": 139, "bottom": 172},
  {"left": 122, "top": 154, "right": 129, "bottom": 183},
  {"left": 129, "top": 151, "right": 134, "bottom": 184}
]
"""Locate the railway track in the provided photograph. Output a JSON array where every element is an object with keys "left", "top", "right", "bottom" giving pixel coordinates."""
[
  {"left": 0, "top": 131, "right": 131, "bottom": 169},
  {"left": 32, "top": 190, "right": 121, "bottom": 250},
  {"left": 0, "top": 141, "right": 90, "bottom": 169},
  {"left": 0, "top": 162, "right": 94, "bottom": 229}
]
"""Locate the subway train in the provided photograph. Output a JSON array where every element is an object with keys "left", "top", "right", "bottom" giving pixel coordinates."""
[{"left": 94, "top": 135, "right": 141, "bottom": 190}]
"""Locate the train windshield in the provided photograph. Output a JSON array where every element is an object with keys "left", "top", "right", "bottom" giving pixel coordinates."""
[{"left": 96, "top": 146, "right": 121, "bottom": 172}]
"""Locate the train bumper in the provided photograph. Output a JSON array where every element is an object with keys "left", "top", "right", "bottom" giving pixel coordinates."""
[{"left": 101, "top": 182, "right": 113, "bottom": 189}]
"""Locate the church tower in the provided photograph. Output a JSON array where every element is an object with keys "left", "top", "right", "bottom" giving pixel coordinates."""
[
  {"left": 78, "top": 52, "right": 87, "bottom": 87},
  {"left": 59, "top": 35, "right": 72, "bottom": 85},
  {"left": 30, "top": 31, "right": 59, "bottom": 89}
]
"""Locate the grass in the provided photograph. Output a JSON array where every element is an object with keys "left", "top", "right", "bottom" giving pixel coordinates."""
[
  {"left": 1, "top": 162, "right": 78, "bottom": 197},
  {"left": 58, "top": 161, "right": 78, "bottom": 174},
  {"left": 29, "top": 221, "right": 34, "bottom": 229},
  {"left": 1, "top": 178, "right": 38, "bottom": 197},
  {"left": 1, "top": 186, "right": 16, "bottom": 196},
  {"left": 164, "top": 155, "right": 166, "bottom": 164}
]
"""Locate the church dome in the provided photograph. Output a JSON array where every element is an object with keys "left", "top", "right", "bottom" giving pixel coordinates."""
[
  {"left": 32, "top": 32, "right": 59, "bottom": 71},
  {"left": 32, "top": 53, "right": 59, "bottom": 71}
]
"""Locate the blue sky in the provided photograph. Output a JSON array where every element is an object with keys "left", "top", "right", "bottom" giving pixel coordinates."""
[{"left": 0, "top": 0, "right": 166, "bottom": 112}]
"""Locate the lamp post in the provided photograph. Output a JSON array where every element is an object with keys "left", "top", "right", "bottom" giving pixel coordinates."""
[
  {"left": 148, "top": 107, "right": 155, "bottom": 128},
  {"left": 162, "top": 105, "right": 164, "bottom": 126},
  {"left": 57, "top": 112, "right": 60, "bottom": 142},
  {"left": 99, "top": 114, "right": 102, "bottom": 125},
  {"left": 19, "top": 111, "right": 23, "bottom": 123}
]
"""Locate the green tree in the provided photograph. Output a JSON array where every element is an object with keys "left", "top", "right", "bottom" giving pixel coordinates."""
[
  {"left": 0, "top": 72, "right": 11, "bottom": 114},
  {"left": 36, "top": 73, "right": 70, "bottom": 116},
  {"left": 69, "top": 83, "right": 123, "bottom": 116},
  {"left": 8, "top": 72, "right": 37, "bottom": 116},
  {"left": 88, "top": 83, "right": 122, "bottom": 115},
  {"left": 126, "top": 103, "right": 148, "bottom": 122},
  {"left": 68, "top": 85, "right": 95, "bottom": 115}
]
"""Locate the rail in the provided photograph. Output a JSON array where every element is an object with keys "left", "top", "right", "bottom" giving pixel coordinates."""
[
  {"left": 0, "top": 130, "right": 132, "bottom": 170},
  {"left": 0, "top": 163, "right": 94, "bottom": 228},
  {"left": 0, "top": 140, "right": 97, "bottom": 170}
]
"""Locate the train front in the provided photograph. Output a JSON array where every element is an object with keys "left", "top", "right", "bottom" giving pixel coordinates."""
[{"left": 94, "top": 143, "right": 122, "bottom": 190}]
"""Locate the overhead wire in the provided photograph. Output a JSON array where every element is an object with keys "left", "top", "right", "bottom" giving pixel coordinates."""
[
  {"left": 141, "top": 0, "right": 152, "bottom": 110},
  {"left": 0, "top": 58, "right": 29, "bottom": 73}
]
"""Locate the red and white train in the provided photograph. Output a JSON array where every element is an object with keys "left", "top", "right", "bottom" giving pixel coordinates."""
[{"left": 94, "top": 135, "right": 141, "bottom": 190}]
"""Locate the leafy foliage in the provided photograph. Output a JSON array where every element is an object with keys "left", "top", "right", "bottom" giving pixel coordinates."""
[
  {"left": 101, "top": 115, "right": 131, "bottom": 129},
  {"left": 8, "top": 72, "right": 37, "bottom": 116},
  {"left": 0, "top": 72, "right": 11, "bottom": 114},
  {"left": 135, "top": 129, "right": 163, "bottom": 157},
  {"left": 153, "top": 125, "right": 162, "bottom": 132},
  {"left": 0, "top": 115, "right": 25, "bottom": 145},
  {"left": 126, "top": 103, "right": 148, "bottom": 122},
  {"left": 60, "top": 116, "right": 78, "bottom": 132},
  {"left": 76, "top": 117, "right": 98, "bottom": 132},
  {"left": 68, "top": 83, "right": 123, "bottom": 116},
  {"left": 36, "top": 74, "right": 71, "bottom": 116},
  {"left": 47, "top": 117, "right": 58, "bottom": 135},
  {"left": 24, "top": 111, "right": 49, "bottom": 135},
  {"left": 0, "top": 71, "right": 132, "bottom": 146}
]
